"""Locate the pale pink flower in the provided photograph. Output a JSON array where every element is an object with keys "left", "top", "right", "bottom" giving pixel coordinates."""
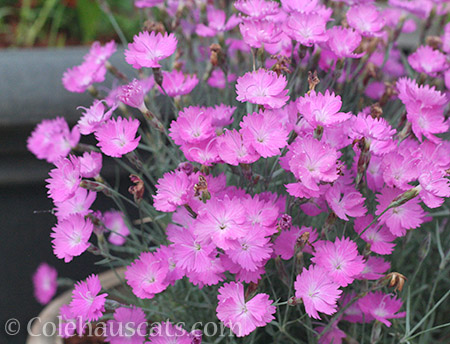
[
  {"left": 285, "top": 137, "right": 340, "bottom": 198},
  {"left": 83, "top": 40, "right": 116, "bottom": 66},
  {"left": 186, "top": 256, "right": 225, "bottom": 288},
  {"left": 54, "top": 188, "right": 96, "bottom": 220},
  {"left": 240, "top": 110, "right": 289, "bottom": 157},
  {"left": 159, "top": 70, "right": 198, "bottom": 97},
  {"left": 235, "top": 0, "right": 280, "bottom": 19},
  {"left": 274, "top": 226, "right": 318, "bottom": 259},
  {"left": 193, "top": 196, "right": 248, "bottom": 250},
  {"left": 46, "top": 156, "right": 81, "bottom": 203},
  {"left": 207, "top": 69, "right": 237, "bottom": 89},
  {"left": 196, "top": 5, "right": 240, "bottom": 37},
  {"left": 350, "top": 111, "right": 396, "bottom": 155},
  {"left": 376, "top": 187, "right": 426, "bottom": 237},
  {"left": 312, "top": 237, "right": 365, "bottom": 287},
  {"left": 295, "top": 265, "right": 342, "bottom": 319},
  {"left": 119, "top": 79, "right": 146, "bottom": 110},
  {"left": 408, "top": 45, "right": 448, "bottom": 76},
  {"left": 242, "top": 194, "right": 280, "bottom": 235},
  {"left": 297, "top": 90, "right": 351, "bottom": 127},
  {"left": 418, "top": 167, "right": 450, "bottom": 208},
  {"left": 239, "top": 19, "right": 283, "bottom": 49},
  {"left": 354, "top": 215, "right": 396, "bottom": 255},
  {"left": 317, "top": 323, "right": 346, "bottom": 344},
  {"left": 347, "top": 4, "right": 385, "bottom": 37},
  {"left": 62, "top": 60, "right": 106, "bottom": 93},
  {"left": 326, "top": 26, "right": 364, "bottom": 59},
  {"left": 358, "top": 291, "right": 406, "bottom": 327},
  {"left": 70, "top": 274, "right": 107, "bottom": 322},
  {"left": 357, "top": 256, "right": 390, "bottom": 280},
  {"left": 325, "top": 182, "right": 367, "bottom": 221},
  {"left": 125, "top": 31, "right": 177, "bottom": 69},
  {"left": 396, "top": 77, "right": 448, "bottom": 143},
  {"left": 106, "top": 307, "right": 147, "bottom": 344},
  {"left": 236, "top": 69, "right": 289, "bottom": 109},
  {"left": 382, "top": 151, "right": 419, "bottom": 190},
  {"left": 169, "top": 106, "right": 215, "bottom": 145},
  {"left": 217, "top": 129, "right": 260, "bottom": 165},
  {"left": 153, "top": 170, "right": 193, "bottom": 212},
  {"left": 167, "top": 224, "right": 216, "bottom": 273},
  {"left": 51, "top": 214, "right": 93, "bottom": 262},
  {"left": 95, "top": 117, "right": 141, "bottom": 158},
  {"left": 217, "top": 282, "right": 276, "bottom": 337},
  {"left": 103, "top": 210, "right": 130, "bottom": 246},
  {"left": 78, "top": 151, "right": 102, "bottom": 178},
  {"left": 281, "top": 0, "right": 332, "bottom": 20},
  {"left": 283, "top": 12, "right": 328, "bottom": 46},
  {"left": 27, "top": 117, "right": 80, "bottom": 163},
  {"left": 225, "top": 226, "right": 272, "bottom": 271},
  {"left": 32, "top": 263, "right": 57, "bottom": 305},
  {"left": 135, "top": 0, "right": 164, "bottom": 8},
  {"left": 125, "top": 252, "right": 169, "bottom": 299}
]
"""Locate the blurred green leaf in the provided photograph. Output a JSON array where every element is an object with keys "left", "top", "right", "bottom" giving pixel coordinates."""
[{"left": 76, "top": 0, "right": 102, "bottom": 43}]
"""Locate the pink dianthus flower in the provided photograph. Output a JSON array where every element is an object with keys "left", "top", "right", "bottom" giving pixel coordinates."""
[
  {"left": 347, "top": 4, "right": 385, "bottom": 37},
  {"left": 103, "top": 210, "right": 130, "bottom": 246},
  {"left": 358, "top": 291, "right": 406, "bottom": 327},
  {"left": 240, "top": 110, "right": 288, "bottom": 157},
  {"left": 283, "top": 12, "right": 328, "bottom": 46},
  {"left": 32, "top": 263, "right": 57, "bottom": 305},
  {"left": 375, "top": 187, "right": 426, "bottom": 237},
  {"left": 235, "top": 0, "right": 280, "bottom": 19},
  {"left": 326, "top": 26, "right": 364, "bottom": 59},
  {"left": 312, "top": 237, "right": 365, "bottom": 287},
  {"left": 125, "top": 31, "right": 177, "bottom": 69},
  {"left": 396, "top": 77, "right": 448, "bottom": 143},
  {"left": 354, "top": 215, "right": 396, "bottom": 255},
  {"left": 297, "top": 90, "right": 351, "bottom": 127},
  {"left": 159, "top": 70, "right": 198, "bottom": 97},
  {"left": 95, "top": 117, "right": 141, "bottom": 158},
  {"left": 295, "top": 265, "right": 342, "bottom": 319},
  {"left": 239, "top": 19, "right": 283, "bottom": 49},
  {"left": 217, "top": 129, "right": 260, "bottom": 165},
  {"left": 217, "top": 282, "right": 276, "bottom": 337},
  {"left": 70, "top": 274, "right": 107, "bottom": 323},
  {"left": 193, "top": 196, "right": 248, "bottom": 250},
  {"left": 106, "top": 307, "right": 147, "bottom": 344},
  {"left": 46, "top": 156, "right": 81, "bottom": 203},
  {"left": 408, "top": 45, "right": 448, "bottom": 76},
  {"left": 153, "top": 170, "right": 193, "bottom": 212},
  {"left": 27, "top": 117, "right": 80, "bottom": 163},
  {"left": 50, "top": 214, "right": 93, "bottom": 262},
  {"left": 125, "top": 252, "right": 169, "bottom": 299},
  {"left": 196, "top": 5, "right": 240, "bottom": 37}
]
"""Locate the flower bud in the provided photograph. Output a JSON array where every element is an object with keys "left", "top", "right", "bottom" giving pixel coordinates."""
[
  {"left": 287, "top": 296, "right": 301, "bottom": 306},
  {"left": 390, "top": 186, "right": 420, "bottom": 208},
  {"left": 119, "top": 79, "right": 146, "bottom": 112},
  {"left": 386, "top": 272, "right": 407, "bottom": 292},
  {"left": 129, "top": 174, "right": 145, "bottom": 204},
  {"left": 279, "top": 214, "right": 292, "bottom": 230}
]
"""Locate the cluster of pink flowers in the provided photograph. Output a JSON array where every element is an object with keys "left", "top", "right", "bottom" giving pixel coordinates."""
[{"left": 28, "top": 0, "right": 450, "bottom": 343}]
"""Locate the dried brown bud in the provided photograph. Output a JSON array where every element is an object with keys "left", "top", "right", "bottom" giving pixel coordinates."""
[
  {"left": 271, "top": 55, "right": 292, "bottom": 76},
  {"left": 307, "top": 71, "right": 320, "bottom": 95},
  {"left": 426, "top": 36, "right": 442, "bottom": 50},
  {"left": 143, "top": 20, "right": 165, "bottom": 34},
  {"left": 386, "top": 272, "right": 407, "bottom": 292},
  {"left": 129, "top": 174, "right": 145, "bottom": 204},
  {"left": 210, "top": 44, "right": 225, "bottom": 67},
  {"left": 370, "top": 103, "right": 383, "bottom": 119},
  {"left": 295, "top": 232, "right": 312, "bottom": 253}
]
